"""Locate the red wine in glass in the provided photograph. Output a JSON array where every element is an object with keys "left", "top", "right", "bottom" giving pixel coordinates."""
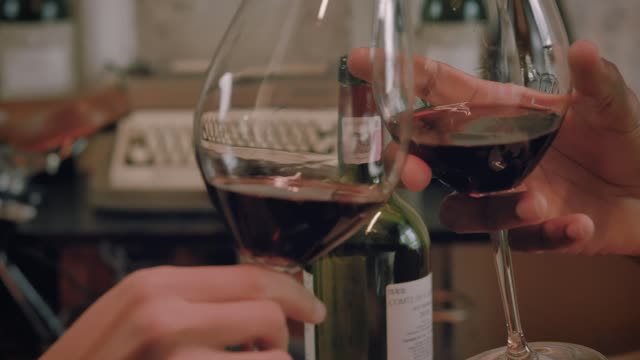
[
  {"left": 394, "top": 103, "right": 562, "bottom": 195},
  {"left": 204, "top": 175, "right": 384, "bottom": 270}
]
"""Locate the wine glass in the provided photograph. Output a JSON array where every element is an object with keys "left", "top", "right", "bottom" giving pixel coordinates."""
[
  {"left": 401, "top": 0, "right": 607, "bottom": 359},
  {"left": 193, "top": 0, "right": 414, "bottom": 273}
]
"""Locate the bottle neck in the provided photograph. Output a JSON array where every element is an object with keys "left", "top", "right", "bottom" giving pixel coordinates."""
[{"left": 340, "top": 82, "right": 377, "bottom": 118}]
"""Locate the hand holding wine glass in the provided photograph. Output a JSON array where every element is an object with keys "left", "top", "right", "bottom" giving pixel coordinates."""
[
  {"left": 438, "top": 40, "right": 640, "bottom": 256},
  {"left": 374, "top": 40, "right": 640, "bottom": 256},
  {"left": 40, "top": 265, "right": 325, "bottom": 360}
]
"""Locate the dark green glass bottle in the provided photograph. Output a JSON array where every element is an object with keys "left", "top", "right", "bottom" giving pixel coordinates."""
[{"left": 303, "top": 57, "right": 432, "bottom": 360}]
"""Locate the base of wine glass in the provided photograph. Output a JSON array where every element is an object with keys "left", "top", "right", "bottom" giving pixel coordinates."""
[
  {"left": 467, "top": 342, "right": 607, "bottom": 360},
  {"left": 238, "top": 253, "right": 301, "bottom": 274}
]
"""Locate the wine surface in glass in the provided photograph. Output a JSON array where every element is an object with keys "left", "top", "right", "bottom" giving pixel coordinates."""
[
  {"left": 206, "top": 176, "right": 385, "bottom": 270},
  {"left": 398, "top": 104, "right": 561, "bottom": 194}
]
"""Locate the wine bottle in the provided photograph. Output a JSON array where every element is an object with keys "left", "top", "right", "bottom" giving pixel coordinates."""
[
  {"left": 416, "top": 0, "right": 486, "bottom": 76},
  {"left": 303, "top": 57, "right": 433, "bottom": 360}
]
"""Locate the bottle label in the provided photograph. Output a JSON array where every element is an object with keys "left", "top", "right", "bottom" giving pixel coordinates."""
[
  {"left": 303, "top": 271, "right": 316, "bottom": 360},
  {"left": 341, "top": 115, "right": 382, "bottom": 165},
  {"left": 386, "top": 274, "right": 433, "bottom": 360}
]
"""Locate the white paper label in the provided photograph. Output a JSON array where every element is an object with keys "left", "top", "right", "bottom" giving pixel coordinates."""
[
  {"left": 386, "top": 274, "right": 433, "bottom": 360},
  {"left": 303, "top": 271, "right": 316, "bottom": 360},
  {"left": 341, "top": 115, "right": 382, "bottom": 165}
]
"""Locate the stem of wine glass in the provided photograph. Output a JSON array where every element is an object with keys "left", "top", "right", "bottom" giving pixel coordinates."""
[
  {"left": 491, "top": 229, "right": 534, "bottom": 360},
  {"left": 238, "top": 253, "right": 301, "bottom": 274}
]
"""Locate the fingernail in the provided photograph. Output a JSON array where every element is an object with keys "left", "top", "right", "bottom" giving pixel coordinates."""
[
  {"left": 516, "top": 194, "right": 547, "bottom": 221},
  {"left": 566, "top": 222, "right": 587, "bottom": 240},
  {"left": 313, "top": 298, "right": 326, "bottom": 322}
]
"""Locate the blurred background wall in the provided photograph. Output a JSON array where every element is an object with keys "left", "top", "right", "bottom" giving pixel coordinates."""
[
  {"left": 2, "top": 0, "right": 638, "bottom": 100},
  {"left": 132, "top": 0, "right": 640, "bottom": 90}
]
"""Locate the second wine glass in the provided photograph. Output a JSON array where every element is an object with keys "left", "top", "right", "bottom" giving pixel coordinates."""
[{"left": 404, "top": 0, "right": 607, "bottom": 359}]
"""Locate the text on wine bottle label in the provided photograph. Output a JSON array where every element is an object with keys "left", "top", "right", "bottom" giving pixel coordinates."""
[{"left": 386, "top": 274, "right": 433, "bottom": 360}]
